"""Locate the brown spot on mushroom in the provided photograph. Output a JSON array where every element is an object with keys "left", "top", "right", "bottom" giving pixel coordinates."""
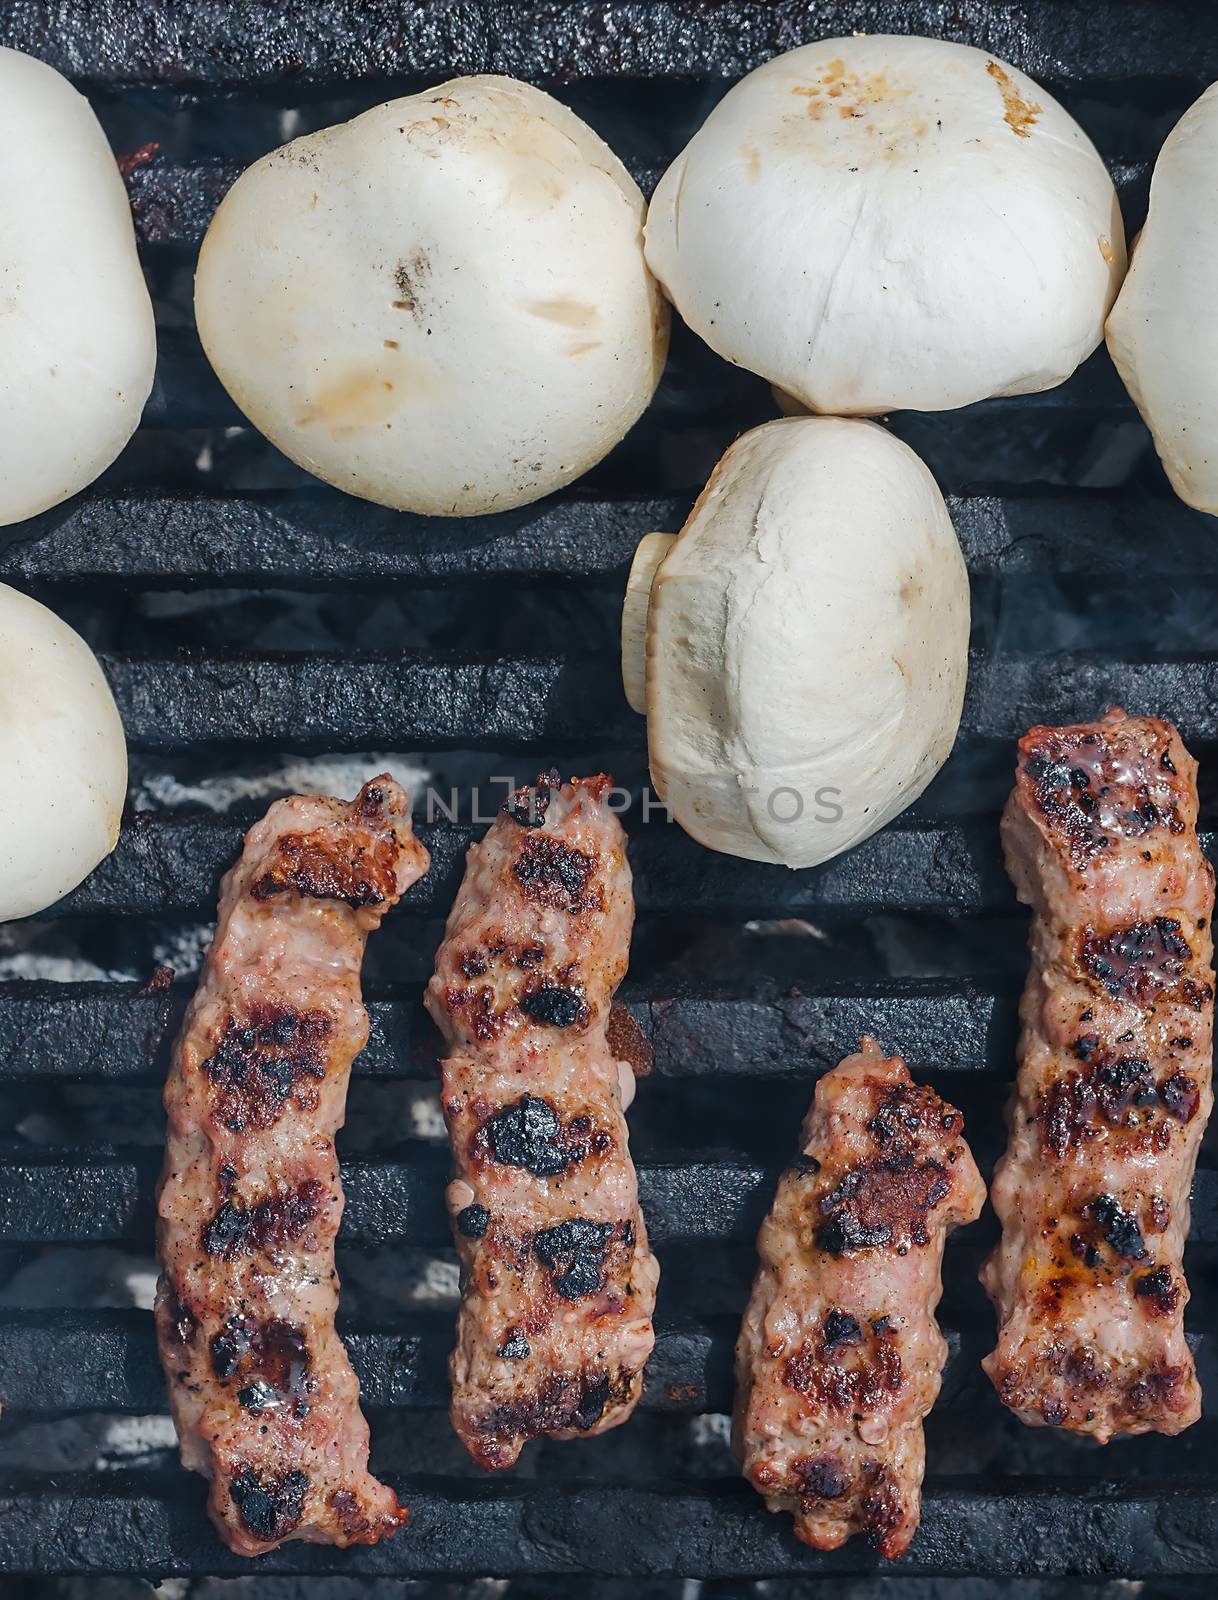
[
  {"left": 526, "top": 298, "right": 599, "bottom": 329},
  {"left": 293, "top": 366, "right": 401, "bottom": 433},
  {"left": 986, "top": 60, "right": 1041, "bottom": 137},
  {"left": 1098, "top": 235, "right": 1115, "bottom": 264},
  {"left": 740, "top": 143, "right": 761, "bottom": 179}
]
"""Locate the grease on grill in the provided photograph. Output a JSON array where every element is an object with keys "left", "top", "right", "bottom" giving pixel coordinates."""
[
  {"left": 532, "top": 1217, "right": 613, "bottom": 1298},
  {"left": 607, "top": 1000, "right": 654, "bottom": 1076},
  {"left": 504, "top": 767, "right": 561, "bottom": 827},
  {"left": 201, "top": 1179, "right": 327, "bottom": 1258},
  {"left": 203, "top": 1004, "right": 331, "bottom": 1131},
  {"left": 229, "top": 1467, "right": 310, "bottom": 1543}
]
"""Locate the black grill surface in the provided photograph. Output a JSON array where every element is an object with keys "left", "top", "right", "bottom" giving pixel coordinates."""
[{"left": 1, "top": 2, "right": 1217, "bottom": 1593}]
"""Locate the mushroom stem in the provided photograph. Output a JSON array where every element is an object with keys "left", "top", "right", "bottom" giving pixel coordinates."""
[{"left": 620, "top": 532, "right": 677, "bottom": 714}]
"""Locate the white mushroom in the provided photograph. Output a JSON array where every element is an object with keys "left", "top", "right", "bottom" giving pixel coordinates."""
[
  {"left": 0, "top": 47, "right": 156, "bottom": 527},
  {"left": 621, "top": 418, "right": 969, "bottom": 868},
  {"left": 0, "top": 585, "right": 128, "bottom": 921},
  {"left": 1106, "top": 83, "right": 1218, "bottom": 513},
  {"left": 195, "top": 75, "right": 669, "bottom": 516},
  {"left": 645, "top": 35, "right": 1125, "bottom": 416}
]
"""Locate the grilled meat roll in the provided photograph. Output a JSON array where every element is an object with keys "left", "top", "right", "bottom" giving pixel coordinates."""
[
  {"left": 734, "top": 1039, "right": 984, "bottom": 1559},
  {"left": 156, "top": 777, "right": 429, "bottom": 1556},
  {"left": 982, "top": 710, "right": 1214, "bottom": 1438},
  {"left": 426, "top": 770, "right": 658, "bottom": 1469}
]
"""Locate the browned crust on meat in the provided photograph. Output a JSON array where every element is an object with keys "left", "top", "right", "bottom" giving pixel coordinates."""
[
  {"left": 156, "top": 777, "right": 429, "bottom": 1555},
  {"left": 734, "top": 1041, "right": 985, "bottom": 1560},
  {"left": 426, "top": 772, "right": 658, "bottom": 1471},
  {"left": 982, "top": 712, "right": 1214, "bottom": 1440}
]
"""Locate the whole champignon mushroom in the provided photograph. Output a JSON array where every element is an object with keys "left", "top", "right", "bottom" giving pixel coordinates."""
[
  {"left": 1106, "top": 83, "right": 1218, "bottom": 512},
  {"left": 0, "top": 47, "right": 156, "bottom": 526},
  {"left": 196, "top": 75, "right": 669, "bottom": 516},
  {"left": 645, "top": 34, "right": 1125, "bottom": 416},
  {"left": 620, "top": 418, "right": 969, "bottom": 868},
  {"left": 0, "top": 585, "right": 127, "bottom": 921}
]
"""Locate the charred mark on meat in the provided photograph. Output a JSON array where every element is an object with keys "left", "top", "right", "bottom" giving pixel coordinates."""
[
  {"left": 790, "top": 1151, "right": 822, "bottom": 1176},
  {"left": 815, "top": 1210, "right": 893, "bottom": 1254},
  {"left": 163, "top": 1288, "right": 197, "bottom": 1347},
  {"left": 503, "top": 768, "right": 561, "bottom": 827},
  {"left": 520, "top": 985, "right": 586, "bottom": 1028},
  {"left": 1038, "top": 1054, "right": 1198, "bottom": 1156},
  {"left": 1085, "top": 1193, "right": 1148, "bottom": 1260},
  {"left": 532, "top": 1217, "right": 613, "bottom": 1299},
  {"left": 860, "top": 1463, "right": 908, "bottom": 1554},
  {"left": 865, "top": 1080, "right": 950, "bottom": 1148},
  {"left": 211, "top": 1316, "right": 312, "bottom": 1415},
  {"left": 204, "top": 1004, "right": 331, "bottom": 1131},
  {"left": 201, "top": 1180, "right": 326, "bottom": 1259},
  {"left": 1079, "top": 918, "right": 1207, "bottom": 1008},
  {"left": 784, "top": 1321, "right": 903, "bottom": 1414},
  {"left": 229, "top": 1467, "right": 309, "bottom": 1542},
  {"left": 456, "top": 1203, "right": 489, "bottom": 1238},
  {"left": 475, "top": 1367, "right": 630, "bottom": 1456},
  {"left": 513, "top": 835, "right": 599, "bottom": 914},
  {"left": 816, "top": 1156, "right": 951, "bottom": 1256},
  {"left": 498, "top": 1329, "right": 530, "bottom": 1360},
  {"left": 794, "top": 1456, "right": 850, "bottom": 1500},
  {"left": 822, "top": 1309, "right": 864, "bottom": 1352},
  {"left": 1160, "top": 1072, "right": 1201, "bottom": 1122},
  {"left": 251, "top": 829, "right": 398, "bottom": 908},
  {"left": 484, "top": 1093, "right": 573, "bottom": 1176},
  {"left": 1022, "top": 729, "right": 1184, "bottom": 867},
  {"left": 1134, "top": 1265, "right": 1179, "bottom": 1315}
]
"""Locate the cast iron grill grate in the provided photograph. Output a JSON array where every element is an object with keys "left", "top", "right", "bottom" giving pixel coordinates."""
[{"left": 0, "top": 0, "right": 1216, "bottom": 1586}]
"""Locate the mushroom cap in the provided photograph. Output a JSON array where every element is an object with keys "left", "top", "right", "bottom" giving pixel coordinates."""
[
  {"left": 641, "top": 417, "right": 968, "bottom": 867},
  {"left": 645, "top": 34, "right": 1124, "bottom": 415},
  {"left": 0, "top": 585, "right": 128, "bottom": 921},
  {"left": 1106, "top": 83, "right": 1218, "bottom": 513},
  {"left": 0, "top": 47, "right": 156, "bottom": 527},
  {"left": 196, "top": 75, "right": 669, "bottom": 516}
]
